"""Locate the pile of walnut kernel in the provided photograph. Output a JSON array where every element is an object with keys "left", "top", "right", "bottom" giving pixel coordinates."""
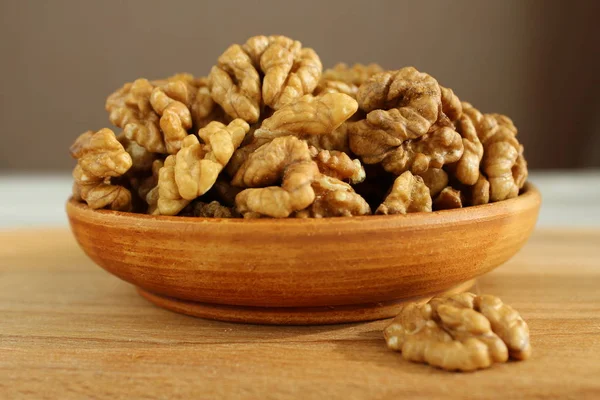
[
  {"left": 70, "top": 35, "right": 528, "bottom": 218},
  {"left": 384, "top": 293, "right": 531, "bottom": 372}
]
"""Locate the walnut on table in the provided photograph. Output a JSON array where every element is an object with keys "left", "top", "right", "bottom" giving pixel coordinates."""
[
  {"left": 70, "top": 129, "right": 133, "bottom": 211},
  {"left": 209, "top": 35, "right": 322, "bottom": 123},
  {"left": 384, "top": 293, "right": 531, "bottom": 372},
  {"left": 376, "top": 171, "right": 432, "bottom": 215}
]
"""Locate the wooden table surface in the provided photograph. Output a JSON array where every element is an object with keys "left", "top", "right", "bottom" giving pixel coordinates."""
[{"left": 1, "top": 228, "right": 599, "bottom": 399}]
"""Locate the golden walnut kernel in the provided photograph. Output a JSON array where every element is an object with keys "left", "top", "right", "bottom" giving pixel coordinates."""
[
  {"left": 295, "top": 175, "right": 371, "bottom": 218},
  {"left": 70, "top": 129, "right": 133, "bottom": 211},
  {"left": 315, "top": 63, "right": 384, "bottom": 98},
  {"left": 380, "top": 126, "right": 464, "bottom": 175},
  {"left": 149, "top": 85, "right": 192, "bottom": 154},
  {"left": 310, "top": 146, "right": 365, "bottom": 184},
  {"left": 440, "top": 86, "right": 462, "bottom": 122},
  {"left": 226, "top": 93, "right": 358, "bottom": 178},
  {"left": 433, "top": 187, "right": 463, "bottom": 210},
  {"left": 233, "top": 136, "right": 319, "bottom": 218},
  {"left": 350, "top": 67, "right": 443, "bottom": 157},
  {"left": 376, "top": 171, "right": 432, "bottom": 215},
  {"left": 209, "top": 35, "right": 322, "bottom": 123},
  {"left": 150, "top": 119, "right": 249, "bottom": 215},
  {"left": 483, "top": 129, "right": 527, "bottom": 201},
  {"left": 418, "top": 168, "right": 448, "bottom": 197},
  {"left": 468, "top": 174, "right": 491, "bottom": 206},
  {"left": 175, "top": 119, "right": 249, "bottom": 200},
  {"left": 449, "top": 114, "right": 483, "bottom": 186},
  {"left": 117, "top": 134, "right": 156, "bottom": 173},
  {"left": 254, "top": 93, "right": 358, "bottom": 140},
  {"left": 461, "top": 102, "right": 527, "bottom": 201},
  {"left": 474, "top": 295, "right": 532, "bottom": 360},
  {"left": 384, "top": 293, "right": 529, "bottom": 372}
]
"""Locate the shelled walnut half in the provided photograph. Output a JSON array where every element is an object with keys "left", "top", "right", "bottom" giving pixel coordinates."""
[{"left": 384, "top": 293, "right": 531, "bottom": 371}]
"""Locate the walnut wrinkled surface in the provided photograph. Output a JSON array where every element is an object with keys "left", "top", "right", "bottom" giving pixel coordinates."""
[
  {"left": 209, "top": 35, "right": 322, "bottom": 123},
  {"left": 440, "top": 86, "right": 462, "bottom": 122},
  {"left": 450, "top": 114, "right": 483, "bottom": 186},
  {"left": 310, "top": 147, "right": 365, "bottom": 184},
  {"left": 384, "top": 293, "right": 530, "bottom": 371},
  {"left": 254, "top": 93, "right": 358, "bottom": 140},
  {"left": 295, "top": 175, "right": 370, "bottom": 218},
  {"left": 418, "top": 168, "right": 448, "bottom": 197},
  {"left": 350, "top": 67, "right": 442, "bottom": 156},
  {"left": 77, "top": 54, "right": 530, "bottom": 217},
  {"left": 70, "top": 129, "right": 133, "bottom": 211},
  {"left": 376, "top": 171, "right": 432, "bottom": 215},
  {"left": 234, "top": 136, "right": 319, "bottom": 218},
  {"left": 149, "top": 119, "right": 249, "bottom": 215},
  {"left": 315, "top": 63, "right": 383, "bottom": 98},
  {"left": 433, "top": 187, "right": 463, "bottom": 210},
  {"left": 380, "top": 126, "right": 464, "bottom": 175}
]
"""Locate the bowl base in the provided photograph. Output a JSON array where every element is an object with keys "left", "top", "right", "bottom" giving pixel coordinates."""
[{"left": 137, "top": 279, "right": 476, "bottom": 325}]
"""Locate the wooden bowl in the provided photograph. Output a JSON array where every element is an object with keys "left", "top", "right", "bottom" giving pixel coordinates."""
[{"left": 67, "top": 183, "right": 540, "bottom": 325}]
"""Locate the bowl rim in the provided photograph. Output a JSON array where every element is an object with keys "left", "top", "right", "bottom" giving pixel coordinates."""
[{"left": 67, "top": 182, "right": 540, "bottom": 227}]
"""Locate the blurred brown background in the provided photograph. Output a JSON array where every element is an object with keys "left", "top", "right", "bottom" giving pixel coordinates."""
[{"left": 0, "top": 0, "right": 598, "bottom": 171}]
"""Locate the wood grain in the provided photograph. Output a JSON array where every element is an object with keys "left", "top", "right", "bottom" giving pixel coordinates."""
[
  {"left": 1, "top": 228, "right": 599, "bottom": 399},
  {"left": 65, "top": 183, "right": 540, "bottom": 324}
]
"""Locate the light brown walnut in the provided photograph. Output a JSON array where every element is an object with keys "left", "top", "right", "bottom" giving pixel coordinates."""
[
  {"left": 384, "top": 293, "right": 513, "bottom": 372},
  {"left": 149, "top": 119, "right": 249, "bottom": 215},
  {"left": 233, "top": 136, "right": 319, "bottom": 218},
  {"left": 376, "top": 171, "right": 432, "bottom": 215},
  {"left": 315, "top": 63, "right": 383, "bottom": 98},
  {"left": 226, "top": 93, "right": 357, "bottom": 177},
  {"left": 433, "top": 187, "right": 463, "bottom": 210},
  {"left": 417, "top": 168, "right": 448, "bottom": 197},
  {"left": 304, "top": 123, "right": 352, "bottom": 153},
  {"left": 254, "top": 93, "right": 358, "bottom": 140},
  {"left": 349, "top": 67, "right": 443, "bottom": 160},
  {"left": 70, "top": 129, "right": 133, "bottom": 211},
  {"left": 117, "top": 134, "right": 157, "bottom": 173},
  {"left": 295, "top": 175, "right": 371, "bottom": 218},
  {"left": 460, "top": 102, "right": 527, "bottom": 201},
  {"left": 151, "top": 155, "right": 190, "bottom": 215},
  {"left": 440, "top": 86, "right": 462, "bottom": 122},
  {"left": 380, "top": 126, "right": 464, "bottom": 175},
  {"left": 466, "top": 174, "right": 490, "bottom": 206},
  {"left": 449, "top": 114, "right": 483, "bottom": 186},
  {"left": 209, "top": 35, "right": 322, "bottom": 123},
  {"left": 106, "top": 78, "right": 165, "bottom": 153},
  {"left": 310, "top": 147, "right": 365, "bottom": 184},
  {"left": 483, "top": 131, "right": 526, "bottom": 202},
  {"left": 149, "top": 86, "right": 192, "bottom": 154},
  {"left": 175, "top": 119, "right": 249, "bottom": 200},
  {"left": 474, "top": 295, "right": 532, "bottom": 360}
]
